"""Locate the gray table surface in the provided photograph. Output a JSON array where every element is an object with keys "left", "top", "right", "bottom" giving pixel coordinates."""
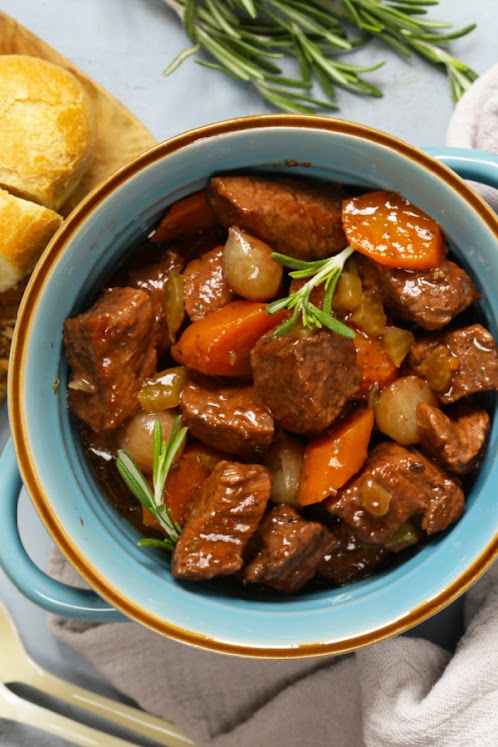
[{"left": 0, "top": 1, "right": 496, "bottom": 744}]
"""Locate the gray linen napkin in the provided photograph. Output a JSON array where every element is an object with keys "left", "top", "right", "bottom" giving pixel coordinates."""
[
  {"left": 446, "top": 62, "right": 498, "bottom": 212},
  {"left": 49, "top": 65, "right": 498, "bottom": 747},
  {"left": 48, "top": 548, "right": 498, "bottom": 747}
]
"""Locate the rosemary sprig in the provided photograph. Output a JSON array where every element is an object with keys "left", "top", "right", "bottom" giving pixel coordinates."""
[
  {"left": 162, "top": 0, "right": 477, "bottom": 112},
  {"left": 163, "top": 0, "right": 382, "bottom": 112},
  {"left": 267, "top": 245, "right": 356, "bottom": 337},
  {"left": 320, "top": 0, "right": 478, "bottom": 101},
  {"left": 116, "top": 416, "right": 188, "bottom": 551}
]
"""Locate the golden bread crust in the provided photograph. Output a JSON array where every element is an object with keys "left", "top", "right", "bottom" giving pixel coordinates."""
[
  {"left": 0, "top": 188, "right": 63, "bottom": 292},
  {"left": 0, "top": 54, "right": 96, "bottom": 210}
]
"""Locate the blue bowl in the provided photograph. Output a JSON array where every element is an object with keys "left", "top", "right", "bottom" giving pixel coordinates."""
[{"left": 4, "top": 115, "right": 498, "bottom": 658}]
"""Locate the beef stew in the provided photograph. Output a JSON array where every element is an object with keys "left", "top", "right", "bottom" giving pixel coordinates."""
[{"left": 63, "top": 174, "right": 498, "bottom": 595}]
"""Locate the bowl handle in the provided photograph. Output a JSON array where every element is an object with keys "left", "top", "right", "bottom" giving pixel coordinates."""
[
  {"left": 0, "top": 438, "right": 125, "bottom": 621},
  {"left": 425, "top": 147, "right": 498, "bottom": 190}
]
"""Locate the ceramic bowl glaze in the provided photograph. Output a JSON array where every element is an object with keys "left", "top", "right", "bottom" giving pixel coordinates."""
[{"left": 3, "top": 115, "right": 498, "bottom": 658}]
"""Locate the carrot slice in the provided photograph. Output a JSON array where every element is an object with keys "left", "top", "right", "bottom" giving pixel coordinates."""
[
  {"left": 297, "top": 407, "right": 374, "bottom": 506},
  {"left": 152, "top": 189, "right": 219, "bottom": 243},
  {"left": 353, "top": 328, "right": 399, "bottom": 395},
  {"left": 342, "top": 191, "right": 445, "bottom": 270},
  {"left": 141, "top": 506, "right": 162, "bottom": 532},
  {"left": 171, "top": 300, "right": 286, "bottom": 376},
  {"left": 142, "top": 442, "right": 217, "bottom": 529},
  {"left": 163, "top": 443, "right": 217, "bottom": 524}
]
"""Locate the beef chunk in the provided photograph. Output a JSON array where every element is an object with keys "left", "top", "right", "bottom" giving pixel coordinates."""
[
  {"left": 180, "top": 376, "right": 274, "bottom": 456},
  {"left": 360, "top": 256, "right": 480, "bottom": 331},
  {"left": 317, "top": 521, "right": 390, "bottom": 586},
  {"left": 63, "top": 287, "right": 158, "bottom": 432},
  {"left": 208, "top": 175, "right": 350, "bottom": 261},
  {"left": 327, "top": 442, "right": 464, "bottom": 543},
  {"left": 242, "top": 504, "right": 336, "bottom": 593},
  {"left": 172, "top": 461, "right": 271, "bottom": 580},
  {"left": 182, "top": 246, "right": 235, "bottom": 321},
  {"left": 406, "top": 324, "right": 498, "bottom": 404},
  {"left": 417, "top": 403, "right": 489, "bottom": 475},
  {"left": 127, "top": 249, "right": 184, "bottom": 347},
  {"left": 251, "top": 329, "right": 361, "bottom": 435}
]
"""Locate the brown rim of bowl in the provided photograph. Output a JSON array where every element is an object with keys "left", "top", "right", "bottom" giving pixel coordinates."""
[{"left": 9, "top": 114, "right": 498, "bottom": 658}]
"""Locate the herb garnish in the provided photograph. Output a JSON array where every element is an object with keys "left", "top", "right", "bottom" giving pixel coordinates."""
[
  {"left": 116, "top": 416, "right": 188, "bottom": 551},
  {"left": 267, "top": 244, "right": 356, "bottom": 337},
  {"left": 162, "top": 0, "right": 477, "bottom": 113}
]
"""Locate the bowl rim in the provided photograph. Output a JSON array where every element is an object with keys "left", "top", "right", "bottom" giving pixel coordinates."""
[{"left": 9, "top": 113, "right": 498, "bottom": 658}]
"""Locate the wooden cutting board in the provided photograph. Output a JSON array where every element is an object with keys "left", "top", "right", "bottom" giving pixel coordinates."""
[{"left": 0, "top": 12, "right": 157, "bottom": 401}]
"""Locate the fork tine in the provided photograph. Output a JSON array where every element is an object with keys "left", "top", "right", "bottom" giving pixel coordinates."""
[
  {"left": 0, "top": 601, "right": 194, "bottom": 746},
  {"left": 28, "top": 668, "right": 195, "bottom": 746},
  {"left": 0, "top": 681, "right": 147, "bottom": 747}
]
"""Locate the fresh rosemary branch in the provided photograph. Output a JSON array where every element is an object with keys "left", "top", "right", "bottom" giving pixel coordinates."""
[
  {"left": 116, "top": 416, "right": 188, "bottom": 551},
  {"left": 267, "top": 245, "right": 356, "bottom": 338},
  {"left": 319, "top": 0, "right": 478, "bottom": 101},
  {"left": 162, "top": 0, "right": 477, "bottom": 112}
]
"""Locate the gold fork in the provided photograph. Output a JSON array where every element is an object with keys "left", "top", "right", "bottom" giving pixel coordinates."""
[{"left": 0, "top": 600, "right": 195, "bottom": 746}]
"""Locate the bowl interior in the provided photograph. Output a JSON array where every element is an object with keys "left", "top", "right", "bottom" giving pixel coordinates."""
[{"left": 11, "top": 117, "right": 498, "bottom": 656}]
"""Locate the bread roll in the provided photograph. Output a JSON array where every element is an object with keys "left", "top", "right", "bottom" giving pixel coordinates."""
[
  {"left": 0, "top": 188, "right": 63, "bottom": 293},
  {"left": 0, "top": 190, "right": 62, "bottom": 401},
  {"left": 0, "top": 54, "right": 96, "bottom": 211}
]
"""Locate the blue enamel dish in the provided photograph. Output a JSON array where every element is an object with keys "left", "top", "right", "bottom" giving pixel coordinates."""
[{"left": 3, "top": 115, "right": 498, "bottom": 658}]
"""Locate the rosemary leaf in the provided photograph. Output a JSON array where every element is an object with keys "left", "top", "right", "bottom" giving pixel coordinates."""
[
  {"left": 323, "top": 268, "right": 341, "bottom": 316},
  {"left": 258, "top": 88, "right": 317, "bottom": 114},
  {"left": 311, "top": 304, "right": 356, "bottom": 337},
  {"left": 163, "top": 44, "right": 201, "bottom": 76},
  {"left": 263, "top": 72, "right": 313, "bottom": 88},
  {"left": 195, "top": 59, "right": 241, "bottom": 79},
  {"left": 258, "top": 82, "right": 340, "bottom": 111},
  {"left": 262, "top": 83, "right": 340, "bottom": 109},
  {"left": 312, "top": 60, "right": 338, "bottom": 99},
  {"left": 390, "top": 6, "right": 428, "bottom": 16},
  {"left": 235, "top": 0, "right": 258, "bottom": 18},
  {"left": 138, "top": 537, "right": 177, "bottom": 551},
  {"left": 413, "top": 23, "right": 477, "bottom": 44},
  {"left": 272, "top": 307, "right": 301, "bottom": 337},
  {"left": 387, "top": 0, "right": 439, "bottom": 6},
  {"left": 374, "top": 30, "right": 412, "bottom": 57},
  {"left": 369, "top": 4, "right": 450, "bottom": 32},
  {"left": 294, "top": 39, "right": 312, "bottom": 85},
  {"left": 116, "top": 417, "right": 188, "bottom": 550},
  {"left": 116, "top": 453, "right": 154, "bottom": 511},
  {"left": 270, "top": 253, "right": 324, "bottom": 270},
  {"left": 205, "top": 0, "right": 241, "bottom": 37},
  {"left": 184, "top": 0, "right": 197, "bottom": 39},
  {"left": 342, "top": 0, "right": 362, "bottom": 27}
]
